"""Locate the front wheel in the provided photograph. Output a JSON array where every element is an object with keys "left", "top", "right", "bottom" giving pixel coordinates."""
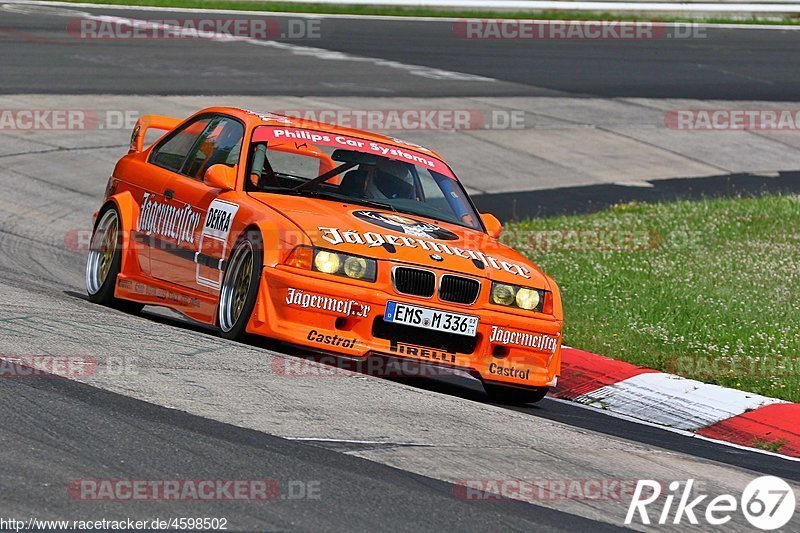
[
  {"left": 219, "top": 231, "right": 263, "bottom": 341},
  {"left": 485, "top": 384, "right": 549, "bottom": 405},
  {"left": 85, "top": 206, "right": 143, "bottom": 313}
]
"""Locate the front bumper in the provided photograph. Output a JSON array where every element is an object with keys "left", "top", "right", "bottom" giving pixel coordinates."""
[{"left": 247, "top": 265, "right": 562, "bottom": 389}]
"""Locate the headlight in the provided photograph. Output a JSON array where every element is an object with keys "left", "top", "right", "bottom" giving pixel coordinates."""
[
  {"left": 344, "top": 256, "right": 368, "bottom": 279},
  {"left": 491, "top": 283, "right": 516, "bottom": 306},
  {"left": 491, "top": 282, "right": 545, "bottom": 312},
  {"left": 311, "top": 249, "right": 376, "bottom": 282},
  {"left": 314, "top": 250, "right": 341, "bottom": 274},
  {"left": 515, "top": 288, "right": 540, "bottom": 310}
]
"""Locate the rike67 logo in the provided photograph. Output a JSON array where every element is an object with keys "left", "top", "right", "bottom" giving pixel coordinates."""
[{"left": 626, "top": 476, "right": 796, "bottom": 530}]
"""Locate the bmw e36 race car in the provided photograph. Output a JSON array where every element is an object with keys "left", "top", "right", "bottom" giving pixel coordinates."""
[{"left": 86, "top": 107, "right": 563, "bottom": 404}]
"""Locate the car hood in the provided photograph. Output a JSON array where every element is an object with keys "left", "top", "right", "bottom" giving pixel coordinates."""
[{"left": 250, "top": 193, "right": 550, "bottom": 288}]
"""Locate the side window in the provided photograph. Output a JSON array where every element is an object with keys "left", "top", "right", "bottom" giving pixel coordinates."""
[
  {"left": 182, "top": 117, "right": 245, "bottom": 182},
  {"left": 150, "top": 118, "right": 211, "bottom": 172}
]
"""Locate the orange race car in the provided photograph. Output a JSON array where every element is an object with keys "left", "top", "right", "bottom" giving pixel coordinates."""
[{"left": 86, "top": 107, "right": 563, "bottom": 404}]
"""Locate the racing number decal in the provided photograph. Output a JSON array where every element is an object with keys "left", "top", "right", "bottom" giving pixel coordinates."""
[{"left": 196, "top": 199, "right": 240, "bottom": 290}]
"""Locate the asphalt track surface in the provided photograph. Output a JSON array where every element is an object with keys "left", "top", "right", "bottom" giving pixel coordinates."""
[
  {"left": 2, "top": 372, "right": 623, "bottom": 532},
  {"left": 0, "top": 2, "right": 797, "bottom": 99},
  {"left": 1, "top": 2, "right": 800, "bottom": 532}
]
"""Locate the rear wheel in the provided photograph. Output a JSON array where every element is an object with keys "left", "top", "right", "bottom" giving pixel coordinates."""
[
  {"left": 485, "top": 384, "right": 549, "bottom": 405},
  {"left": 219, "top": 231, "right": 263, "bottom": 341},
  {"left": 85, "top": 207, "right": 143, "bottom": 313}
]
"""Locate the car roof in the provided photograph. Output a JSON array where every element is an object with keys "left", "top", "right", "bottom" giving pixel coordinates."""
[{"left": 198, "top": 106, "right": 450, "bottom": 166}]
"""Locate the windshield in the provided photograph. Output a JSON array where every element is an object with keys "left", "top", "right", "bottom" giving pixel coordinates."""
[{"left": 247, "top": 126, "right": 483, "bottom": 231}]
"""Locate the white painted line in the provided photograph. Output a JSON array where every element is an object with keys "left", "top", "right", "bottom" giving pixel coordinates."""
[
  {"left": 546, "top": 397, "right": 800, "bottom": 462},
  {"left": 613, "top": 180, "right": 655, "bottom": 188},
  {"left": 244, "top": 37, "right": 497, "bottom": 82},
  {"left": 5, "top": 0, "right": 800, "bottom": 29},
  {"left": 126, "top": 0, "right": 800, "bottom": 13},
  {"left": 573, "top": 372, "right": 786, "bottom": 431},
  {"left": 284, "top": 437, "right": 434, "bottom": 446}
]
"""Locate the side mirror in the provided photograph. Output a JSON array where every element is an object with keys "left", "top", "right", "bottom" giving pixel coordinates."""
[
  {"left": 481, "top": 213, "right": 503, "bottom": 239},
  {"left": 204, "top": 164, "right": 237, "bottom": 191}
]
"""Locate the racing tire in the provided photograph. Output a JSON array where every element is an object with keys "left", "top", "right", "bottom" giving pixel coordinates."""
[
  {"left": 218, "top": 230, "right": 263, "bottom": 341},
  {"left": 85, "top": 206, "right": 144, "bottom": 314},
  {"left": 485, "top": 384, "right": 549, "bottom": 405}
]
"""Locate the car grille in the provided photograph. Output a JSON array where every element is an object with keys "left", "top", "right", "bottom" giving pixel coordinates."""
[
  {"left": 393, "top": 267, "right": 436, "bottom": 298},
  {"left": 372, "top": 318, "right": 479, "bottom": 355},
  {"left": 439, "top": 275, "right": 481, "bottom": 305}
]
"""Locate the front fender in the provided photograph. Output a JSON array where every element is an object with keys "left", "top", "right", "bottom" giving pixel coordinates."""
[
  {"left": 235, "top": 219, "right": 310, "bottom": 329},
  {"left": 241, "top": 219, "right": 309, "bottom": 268}
]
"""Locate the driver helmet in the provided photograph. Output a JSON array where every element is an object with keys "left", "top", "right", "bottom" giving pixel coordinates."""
[{"left": 364, "top": 159, "right": 415, "bottom": 200}]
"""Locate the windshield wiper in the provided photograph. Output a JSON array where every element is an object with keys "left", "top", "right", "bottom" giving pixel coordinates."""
[
  {"left": 257, "top": 186, "right": 399, "bottom": 213},
  {"left": 300, "top": 190, "right": 397, "bottom": 212}
]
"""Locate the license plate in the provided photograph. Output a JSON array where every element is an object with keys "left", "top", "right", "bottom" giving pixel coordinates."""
[{"left": 384, "top": 301, "right": 479, "bottom": 337}]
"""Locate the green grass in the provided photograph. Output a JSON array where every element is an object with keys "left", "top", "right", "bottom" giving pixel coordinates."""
[
  {"left": 50, "top": 0, "right": 800, "bottom": 25},
  {"left": 752, "top": 438, "right": 789, "bottom": 452},
  {"left": 504, "top": 195, "right": 800, "bottom": 402}
]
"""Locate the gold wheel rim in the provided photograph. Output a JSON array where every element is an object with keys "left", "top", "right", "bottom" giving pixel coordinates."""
[
  {"left": 233, "top": 253, "right": 253, "bottom": 320},
  {"left": 86, "top": 210, "right": 119, "bottom": 295},
  {"left": 98, "top": 218, "right": 117, "bottom": 283},
  {"left": 219, "top": 240, "right": 255, "bottom": 333}
]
